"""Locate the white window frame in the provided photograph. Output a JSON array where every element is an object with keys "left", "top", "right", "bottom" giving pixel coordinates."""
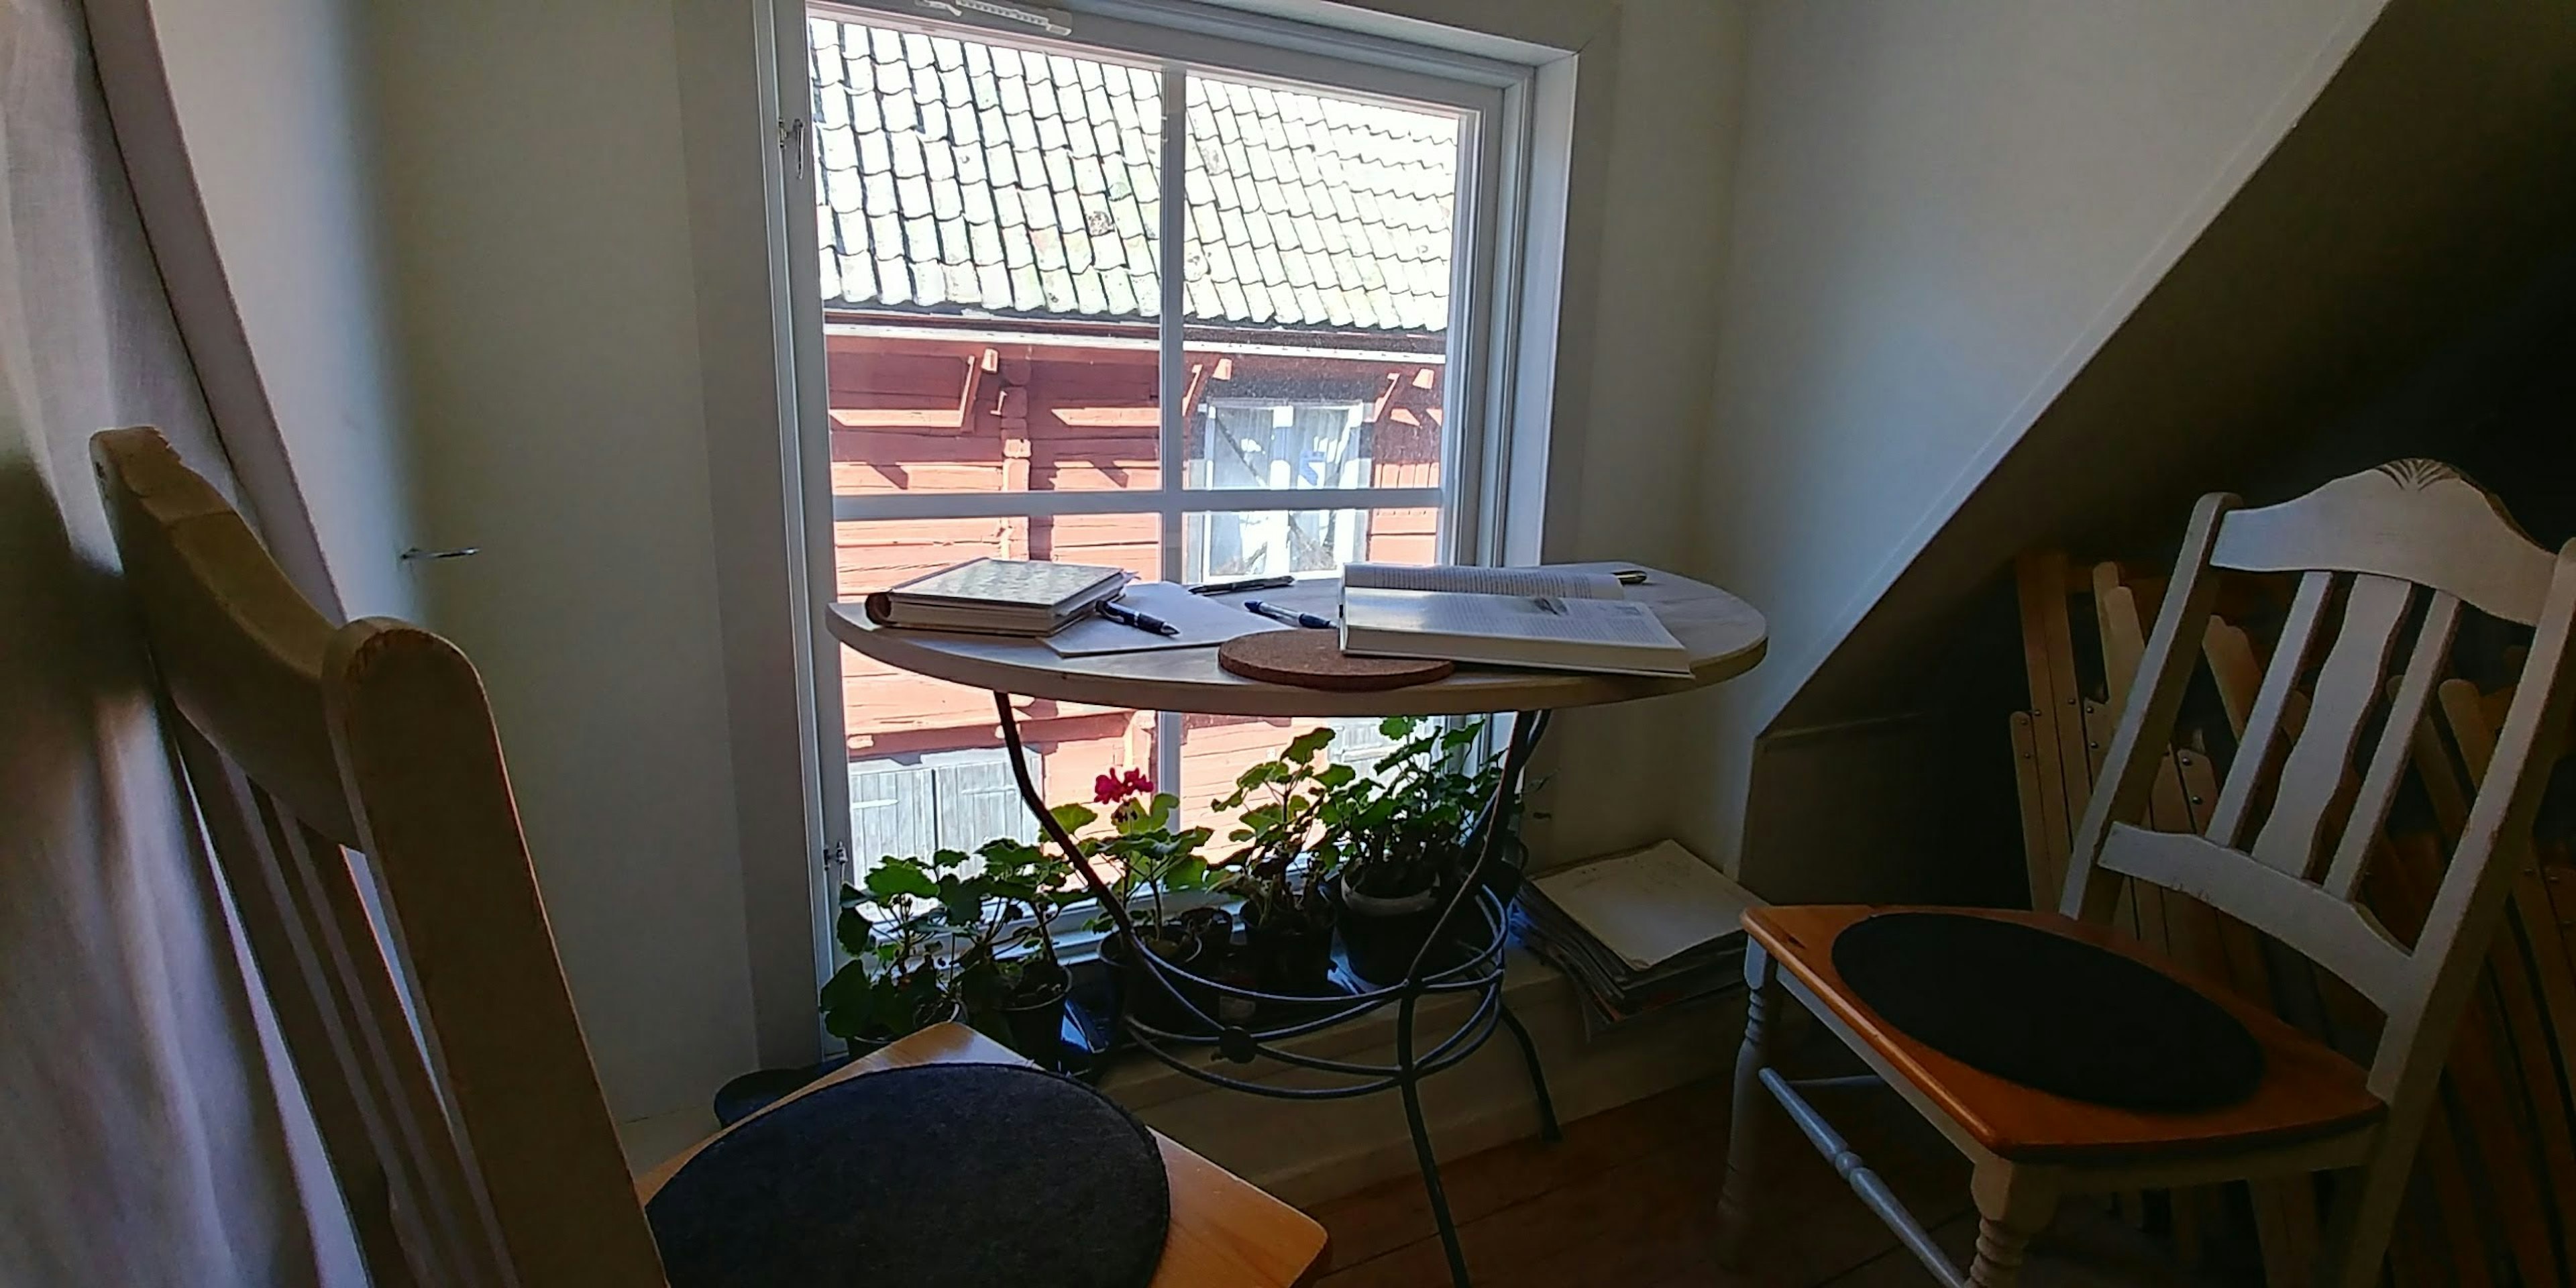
[{"left": 761, "top": 0, "right": 1566, "bottom": 1010}]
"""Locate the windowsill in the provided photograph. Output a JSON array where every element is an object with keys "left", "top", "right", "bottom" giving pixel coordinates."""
[{"left": 1095, "top": 946, "right": 1566, "bottom": 1112}]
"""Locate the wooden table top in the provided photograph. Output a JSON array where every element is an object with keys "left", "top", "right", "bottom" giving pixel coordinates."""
[{"left": 826, "top": 561, "right": 1767, "bottom": 717}]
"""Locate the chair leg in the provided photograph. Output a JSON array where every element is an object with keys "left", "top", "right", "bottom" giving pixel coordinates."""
[
  {"left": 1714, "top": 944, "right": 1783, "bottom": 1268},
  {"left": 1967, "top": 1163, "right": 2057, "bottom": 1288},
  {"left": 2315, "top": 1126, "right": 2422, "bottom": 1288}
]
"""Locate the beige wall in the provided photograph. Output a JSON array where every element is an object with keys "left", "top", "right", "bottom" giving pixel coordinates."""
[
  {"left": 366, "top": 0, "right": 761, "bottom": 1121},
  {"left": 147, "top": 0, "right": 419, "bottom": 619},
  {"left": 1679, "top": 0, "right": 2383, "bottom": 886}
]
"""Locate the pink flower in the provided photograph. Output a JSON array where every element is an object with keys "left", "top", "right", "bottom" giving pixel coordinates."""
[{"left": 1093, "top": 767, "right": 1155, "bottom": 804}]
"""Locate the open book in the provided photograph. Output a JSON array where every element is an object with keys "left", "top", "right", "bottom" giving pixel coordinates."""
[{"left": 1336, "top": 564, "right": 1693, "bottom": 678}]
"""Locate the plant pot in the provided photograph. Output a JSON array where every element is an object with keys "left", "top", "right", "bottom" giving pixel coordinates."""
[
  {"left": 841, "top": 998, "right": 962, "bottom": 1061},
  {"left": 1242, "top": 902, "right": 1337, "bottom": 996},
  {"left": 1336, "top": 875, "right": 1443, "bottom": 986},
  {"left": 1101, "top": 927, "right": 1211, "bottom": 1034},
  {"left": 997, "top": 961, "right": 1072, "bottom": 1069}
]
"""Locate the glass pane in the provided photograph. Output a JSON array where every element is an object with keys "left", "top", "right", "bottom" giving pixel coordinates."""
[
  {"left": 1179, "top": 71, "right": 1460, "bottom": 493},
  {"left": 835, "top": 519, "right": 1159, "bottom": 875},
  {"left": 1181, "top": 505, "right": 1438, "bottom": 583},
  {"left": 1179, "top": 713, "right": 1406, "bottom": 840},
  {"left": 810, "top": 16, "right": 1162, "bottom": 496}
]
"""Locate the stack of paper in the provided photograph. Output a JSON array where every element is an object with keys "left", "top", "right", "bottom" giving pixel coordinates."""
[{"left": 1513, "top": 840, "right": 1762, "bottom": 1034}]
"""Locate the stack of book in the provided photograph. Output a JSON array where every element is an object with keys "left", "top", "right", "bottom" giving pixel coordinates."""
[
  {"left": 1513, "top": 840, "right": 1762, "bottom": 1034},
  {"left": 861, "top": 557, "right": 1130, "bottom": 635}
]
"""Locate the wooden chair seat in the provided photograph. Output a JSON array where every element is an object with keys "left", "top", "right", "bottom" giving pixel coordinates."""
[{"left": 1748, "top": 904, "right": 2386, "bottom": 1164}]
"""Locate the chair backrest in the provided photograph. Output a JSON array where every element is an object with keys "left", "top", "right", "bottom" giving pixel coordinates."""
[
  {"left": 92, "top": 427, "right": 666, "bottom": 1287},
  {"left": 2063, "top": 460, "right": 2576, "bottom": 1110}
]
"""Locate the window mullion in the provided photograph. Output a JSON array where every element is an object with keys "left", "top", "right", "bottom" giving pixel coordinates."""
[{"left": 1154, "top": 57, "right": 1188, "bottom": 818}]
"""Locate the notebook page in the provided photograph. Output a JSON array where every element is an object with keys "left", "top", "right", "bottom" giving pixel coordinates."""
[{"left": 1342, "top": 562, "right": 1625, "bottom": 600}]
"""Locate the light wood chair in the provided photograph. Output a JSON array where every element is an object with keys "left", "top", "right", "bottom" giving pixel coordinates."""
[
  {"left": 91, "top": 426, "right": 1329, "bottom": 1287},
  {"left": 1713, "top": 461, "right": 2576, "bottom": 1288}
]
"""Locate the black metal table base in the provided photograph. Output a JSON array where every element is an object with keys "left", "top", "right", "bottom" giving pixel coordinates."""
[{"left": 996, "top": 694, "right": 1560, "bottom": 1288}]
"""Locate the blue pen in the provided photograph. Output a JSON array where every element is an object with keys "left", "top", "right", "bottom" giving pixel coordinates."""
[{"left": 1246, "top": 600, "right": 1334, "bottom": 630}]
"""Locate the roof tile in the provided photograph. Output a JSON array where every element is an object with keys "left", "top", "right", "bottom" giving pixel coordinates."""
[{"left": 812, "top": 17, "right": 1452, "bottom": 333}]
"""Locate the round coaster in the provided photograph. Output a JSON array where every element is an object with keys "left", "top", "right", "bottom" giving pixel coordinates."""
[
  {"left": 1831, "top": 912, "right": 2264, "bottom": 1111},
  {"left": 1219, "top": 629, "right": 1453, "bottom": 690},
  {"left": 645, "top": 1063, "right": 1169, "bottom": 1288}
]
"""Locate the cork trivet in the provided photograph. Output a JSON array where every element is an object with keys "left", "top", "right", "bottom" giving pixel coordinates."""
[{"left": 1217, "top": 630, "right": 1452, "bottom": 690}]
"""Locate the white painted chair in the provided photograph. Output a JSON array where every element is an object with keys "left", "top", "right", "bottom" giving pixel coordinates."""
[{"left": 1713, "top": 461, "right": 2576, "bottom": 1287}]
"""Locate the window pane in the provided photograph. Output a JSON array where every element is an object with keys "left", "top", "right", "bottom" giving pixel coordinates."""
[
  {"left": 1179, "top": 71, "right": 1458, "bottom": 493},
  {"left": 1179, "top": 713, "right": 1405, "bottom": 840},
  {"left": 1181, "top": 504, "right": 1438, "bottom": 582},
  {"left": 810, "top": 16, "right": 1162, "bottom": 496},
  {"left": 835, "top": 518, "right": 1159, "bottom": 873}
]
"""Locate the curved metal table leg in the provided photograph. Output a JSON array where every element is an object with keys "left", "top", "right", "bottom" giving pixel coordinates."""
[{"left": 1497, "top": 1002, "right": 1560, "bottom": 1142}]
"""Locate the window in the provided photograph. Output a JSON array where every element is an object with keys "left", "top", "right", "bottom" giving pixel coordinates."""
[{"left": 784, "top": 1, "right": 1544, "bottom": 920}]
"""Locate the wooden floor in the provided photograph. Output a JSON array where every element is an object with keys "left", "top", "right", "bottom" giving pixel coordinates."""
[{"left": 1308, "top": 1068, "right": 2226, "bottom": 1287}]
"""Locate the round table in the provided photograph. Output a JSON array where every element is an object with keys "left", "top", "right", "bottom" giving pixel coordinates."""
[{"left": 827, "top": 562, "right": 1765, "bottom": 1287}]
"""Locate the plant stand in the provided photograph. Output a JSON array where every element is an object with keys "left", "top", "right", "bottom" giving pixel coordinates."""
[{"left": 826, "top": 563, "right": 1766, "bottom": 1288}]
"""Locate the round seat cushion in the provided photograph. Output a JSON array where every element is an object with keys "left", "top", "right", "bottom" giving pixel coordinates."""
[
  {"left": 1830, "top": 912, "right": 2265, "bottom": 1112},
  {"left": 645, "top": 1062, "right": 1169, "bottom": 1288}
]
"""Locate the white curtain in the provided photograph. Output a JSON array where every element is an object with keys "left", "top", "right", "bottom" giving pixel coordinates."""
[{"left": 0, "top": 0, "right": 356, "bottom": 1281}]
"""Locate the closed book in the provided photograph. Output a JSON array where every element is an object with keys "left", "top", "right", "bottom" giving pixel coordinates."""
[
  {"left": 863, "top": 557, "right": 1130, "bottom": 635},
  {"left": 1336, "top": 564, "right": 1690, "bottom": 678}
]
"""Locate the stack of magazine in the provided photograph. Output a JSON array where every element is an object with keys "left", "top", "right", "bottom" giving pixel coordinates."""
[{"left": 1514, "top": 840, "right": 1762, "bottom": 1035}]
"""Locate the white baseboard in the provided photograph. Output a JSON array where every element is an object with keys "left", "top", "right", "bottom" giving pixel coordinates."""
[{"left": 1107, "top": 951, "right": 1743, "bottom": 1207}]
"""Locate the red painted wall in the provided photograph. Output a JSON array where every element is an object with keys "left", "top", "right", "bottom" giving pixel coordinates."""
[{"left": 828, "top": 323, "right": 1444, "bottom": 818}]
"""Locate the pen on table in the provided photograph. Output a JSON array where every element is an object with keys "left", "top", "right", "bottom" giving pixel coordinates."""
[
  {"left": 1245, "top": 600, "right": 1335, "bottom": 630},
  {"left": 1096, "top": 599, "right": 1179, "bottom": 636},
  {"left": 1187, "top": 574, "right": 1296, "bottom": 595}
]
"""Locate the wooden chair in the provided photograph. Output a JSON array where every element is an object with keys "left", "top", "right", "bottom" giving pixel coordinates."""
[
  {"left": 1713, "top": 461, "right": 2576, "bottom": 1288},
  {"left": 91, "top": 426, "right": 1329, "bottom": 1287}
]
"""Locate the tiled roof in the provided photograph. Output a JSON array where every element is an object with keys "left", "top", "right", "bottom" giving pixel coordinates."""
[{"left": 808, "top": 18, "right": 1458, "bottom": 333}]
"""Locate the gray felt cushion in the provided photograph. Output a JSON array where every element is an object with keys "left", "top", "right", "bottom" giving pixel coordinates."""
[{"left": 645, "top": 1062, "right": 1169, "bottom": 1288}]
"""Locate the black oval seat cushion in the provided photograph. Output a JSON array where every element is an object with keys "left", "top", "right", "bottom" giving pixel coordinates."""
[
  {"left": 645, "top": 1062, "right": 1170, "bottom": 1288},
  {"left": 1830, "top": 912, "right": 2265, "bottom": 1112}
]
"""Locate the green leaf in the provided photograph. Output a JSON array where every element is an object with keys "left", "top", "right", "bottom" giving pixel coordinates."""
[
  {"left": 834, "top": 908, "right": 875, "bottom": 957},
  {"left": 1285, "top": 727, "right": 1336, "bottom": 762},
  {"left": 1318, "top": 763, "right": 1356, "bottom": 788},
  {"left": 1378, "top": 715, "right": 1417, "bottom": 739},
  {"left": 1048, "top": 802, "right": 1098, "bottom": 833},
  {"left": 865, "top": 858, "right": 938, "bottom": 900}
]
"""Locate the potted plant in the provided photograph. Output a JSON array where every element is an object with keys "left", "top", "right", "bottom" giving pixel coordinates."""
[
  {"left": 1212, "top": 726, "right": 1348, "bottom": 996},
  {"left": 1326, "top": 716, "right": 1505, "bottom": 985},
  {"left": 818, "top": 854, "right": 969, "bottom": 1057},
  {"left": 1075, "top": 769, "right": 1221, "bottom": 1032},
  {"left": 949, "top": 836, "right": 1079, "bottom": 1067}
]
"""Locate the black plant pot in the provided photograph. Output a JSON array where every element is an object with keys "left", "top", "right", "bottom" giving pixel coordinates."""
[
  {"left": 1336, "top": 876, "right": 1442, "bottom": 986},
  {"left": 998, "top": 962, "right": 1072, "bottom": 1070},
  {"left": 1242, "top": 903, "right": 1337, "bottom": 996},
  {"left": 841, "top": 998, "right": 963, "bottom": 1062},
  {"left": 1102, "top": 928, "right": 1210, "bottom": 1034}
]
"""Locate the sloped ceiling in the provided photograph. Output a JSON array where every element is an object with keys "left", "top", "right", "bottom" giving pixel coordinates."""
[{"left": 1696, "top": 0, "right": 2576, "bottom": 894}]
